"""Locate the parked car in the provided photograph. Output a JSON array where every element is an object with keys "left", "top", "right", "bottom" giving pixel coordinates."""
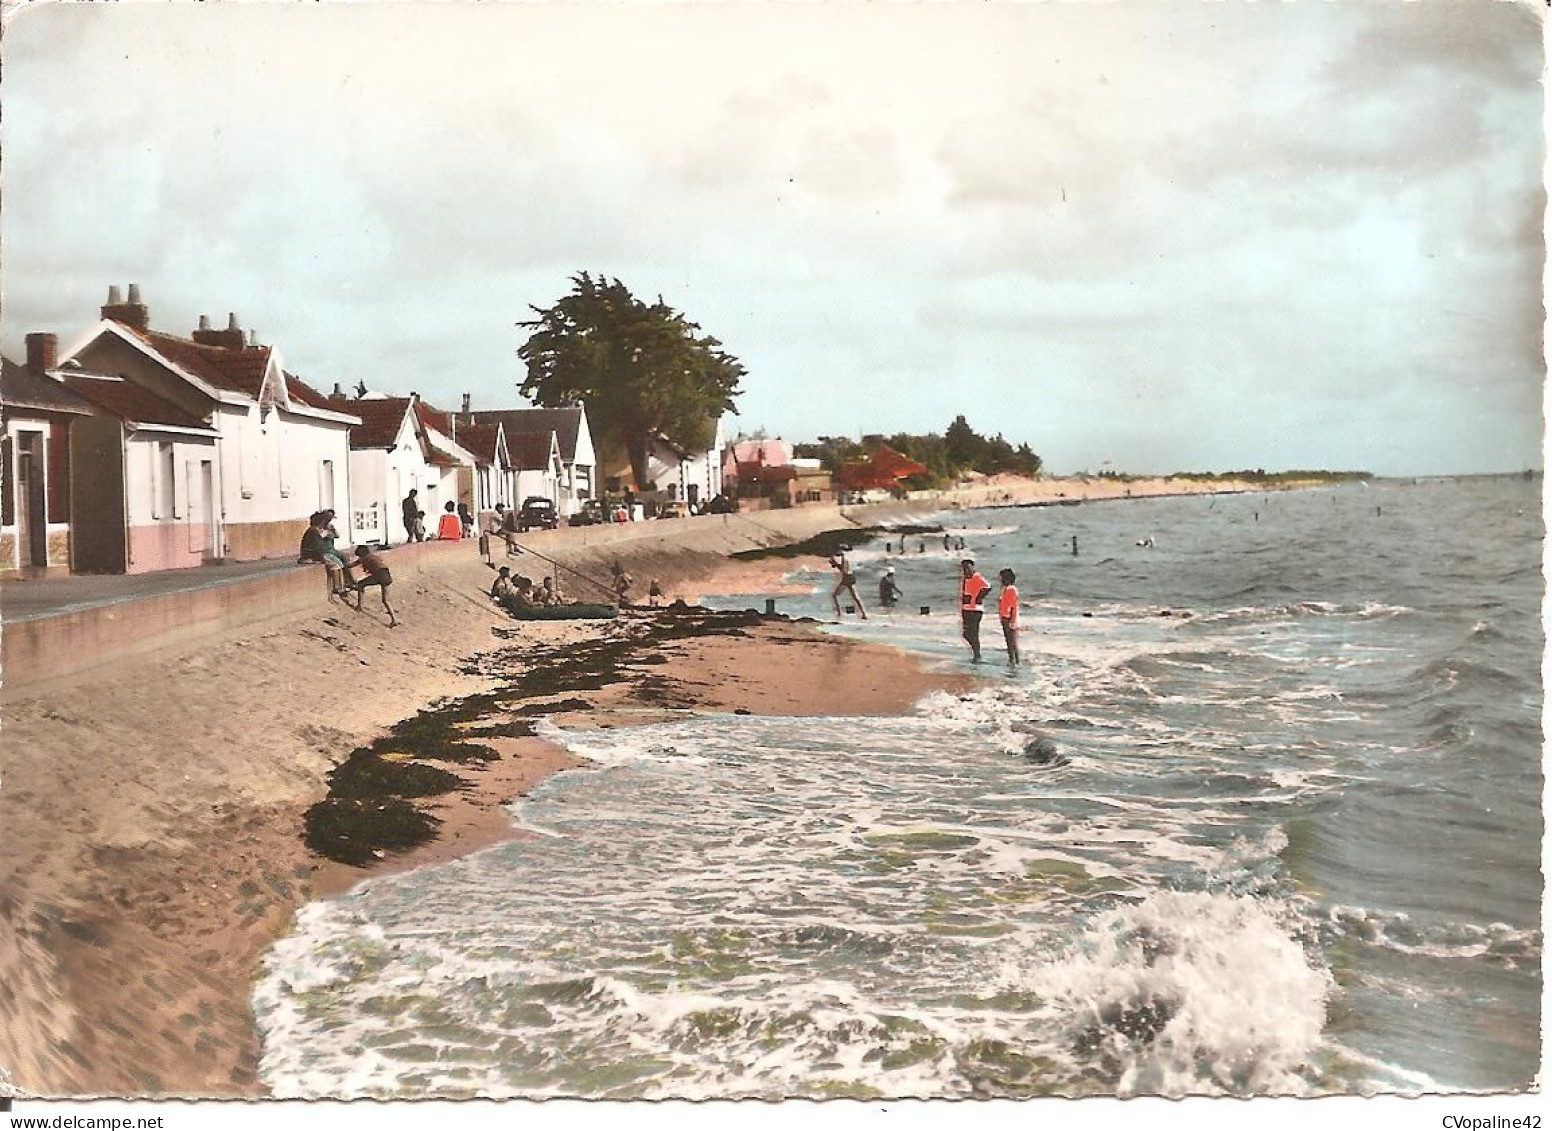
[
  {"left": 704, "top": 493, "right": 738, "bottom": 514},
  {"left": 518, "top": 496, "right": 559, "bottom": 531},
  {"left": 655, "top": 501, "right": 687, "bottom": 520},
  {"left": 567, "top": 499, "right": 607, "bottom": 527}
]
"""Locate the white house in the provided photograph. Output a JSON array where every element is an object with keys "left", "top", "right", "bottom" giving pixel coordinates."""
[
  {"left": 604, "top": 417, "right": 728, "bottom": 510},
  {"left": 55, "top": 285, "right": 360, "bottom": 569},
  {"left": 644, "top": 416, "right": 726, "bottom": 509},
  {"left": 504, "top": 429, "right": 563, "bottom": 511},
  {"left": 321, "top": 393, "right": 477, "bottom": 545},
  {"left": 452, "top": 421, "right": 514, "bottom": 524},
  {"left": 465, "top": 404, "right": 595, "bottom": 517}
]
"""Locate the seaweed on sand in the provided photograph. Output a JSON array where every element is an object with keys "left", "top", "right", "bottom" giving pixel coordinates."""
[
  {"left": 304, "top": 798, "right": 441, "bottom": 867},
  {"left": 306, "top": 607, "right": 779, "bottom": 867}
]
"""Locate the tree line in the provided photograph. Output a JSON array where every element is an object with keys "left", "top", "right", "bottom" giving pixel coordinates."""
[{"left": 793, "top": 415, "right": 1043, "bottom": 489}]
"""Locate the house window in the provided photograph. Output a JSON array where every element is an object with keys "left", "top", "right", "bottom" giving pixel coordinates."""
[{"left": 153, "top": 441, "right": 176, "bottom": 519}]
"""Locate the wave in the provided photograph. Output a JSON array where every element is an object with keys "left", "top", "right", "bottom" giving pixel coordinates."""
[
  {"left": 1028, "top": 890, "right": 1333, "bottom": 1097},
  {"left": 1322, "top": 904, "right": 1542, "bottom": 966}
]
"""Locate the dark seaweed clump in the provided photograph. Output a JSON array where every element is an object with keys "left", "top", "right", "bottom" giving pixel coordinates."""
[
  {"left": 731, "top": 528, "right": 881, "bottom": 562},
  {"left": 304, "top": 798, "right": 441, "bottom": 867}
]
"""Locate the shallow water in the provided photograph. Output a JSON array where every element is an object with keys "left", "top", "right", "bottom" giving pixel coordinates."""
[{"left": 255, "top": 477, "right": 1542, "bottom": 1098}]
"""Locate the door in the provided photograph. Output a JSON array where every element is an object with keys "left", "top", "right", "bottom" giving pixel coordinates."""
[
  {"left": 16, "top": 431, "right": 47, "bottom": 567},
  {"left": 199, "top": 461, "right": 220, "bottom": 560}
]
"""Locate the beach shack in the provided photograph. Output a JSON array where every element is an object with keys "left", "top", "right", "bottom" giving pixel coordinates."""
[
  {"left": 54, "top": 285, "right": 360, "bottom": 567},
  {"left": 0, "top": 338, "right": 94, "bottom": 576}
]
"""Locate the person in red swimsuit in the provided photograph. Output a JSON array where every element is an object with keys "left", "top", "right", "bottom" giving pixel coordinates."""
[{"left": 997, "top": 568, "right": 1020, "bottom": 667}]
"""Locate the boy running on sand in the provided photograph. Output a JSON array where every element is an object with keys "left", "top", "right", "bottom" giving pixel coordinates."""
[
  {"left": 345, "top": 544, "right": 398, "bottom": 627},
  {"left": 829, "top": 547, "right": 867, "bottom": 620},
  {"left": 998, "top": 568, "right": 1020, "bottom": 666}
]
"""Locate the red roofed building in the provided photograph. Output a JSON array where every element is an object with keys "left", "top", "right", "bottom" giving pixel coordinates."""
[
  {"left": 49, "top": 285, "right": 360, "bottom": 571},
  {"left": 723, "top": 437, "right": 797, "bottom": 506},
  {"left": 835, "top": 445, "right": 928, "bottom": 494}
]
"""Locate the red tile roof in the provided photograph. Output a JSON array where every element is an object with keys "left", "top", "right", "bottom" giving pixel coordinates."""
[
  {"left": 835, "top": 445, "right": 928, "bottom": 491},
  {"left": 730, "top": 439, "right": 791, "bottom": 467},
  {"left": 324, "top": 396, "right": 412, "bottom": 449},
  {"left": 457, "top": 423, "right": 504, "bottom": 466},
  {"left": 414, "top": 401, "right": 454, "bottom": 437},
  {"left": 129, "top": 327, "right": 273, "bottom": 399},
  {"left": 468, "top": 407, "right": 584, "bottom": 462},
  {"left": 284, "top": 372, "right": 335, "bottom": 410},
  {"left": 58, "top": 374, "right": 213, "bottom": 432},
  {"left": 505, "top": 429, "right": 557, "bottom": 471}
]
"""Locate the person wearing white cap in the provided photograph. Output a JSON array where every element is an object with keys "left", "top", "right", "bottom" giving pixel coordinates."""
[{"left": 878, "top": 565, "right": 903, "bottom": 609}]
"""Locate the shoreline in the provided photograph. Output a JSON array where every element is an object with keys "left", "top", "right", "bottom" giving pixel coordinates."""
[{"left": 0, "top": 474, "right": 1290, "bottom": 1098}]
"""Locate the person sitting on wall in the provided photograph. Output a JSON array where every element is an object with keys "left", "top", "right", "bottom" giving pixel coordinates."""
[
  {"left": 436, "top": 500, "right": 462, "bottom": 540},
  {"left": 318, "top": 509, "right": 353, "bottom": 595},
  {"left": 299, "top": 511, "right": 327, "bottom": 565},
  {"left": 500, "top": 502, "right": 522, "bottom": 554},
  {"left": 537, "top": 576, "right": 563, "bottom": 606}
]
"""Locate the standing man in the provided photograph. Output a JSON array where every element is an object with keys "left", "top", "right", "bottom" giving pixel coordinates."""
[
  {"left": 402, "top": 488, "right": 421, "bottom": 544},
  {"left": 958, "top": 558, "right": 991, "bottom": 663}
]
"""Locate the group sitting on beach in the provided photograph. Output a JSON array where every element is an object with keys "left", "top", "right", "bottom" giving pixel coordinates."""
[{"left": 490, "top": 566, "right": 564, "bottom": 610}]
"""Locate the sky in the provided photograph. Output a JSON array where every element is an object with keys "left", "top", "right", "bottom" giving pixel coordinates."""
[{"left": 1, "top": 0, "right": 1544, "bottom": 476}]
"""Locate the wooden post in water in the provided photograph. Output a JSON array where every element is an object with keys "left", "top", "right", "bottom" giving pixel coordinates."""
[{"left": 1071, "top": 535, "right": 1079, "bottom": 557}]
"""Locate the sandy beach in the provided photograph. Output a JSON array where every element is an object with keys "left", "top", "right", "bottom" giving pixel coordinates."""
[
  {"left": 0, "top": 474, "right": 1280, "bottom": 1098},
  {"left": 0, "top": 539, "right": 965, "bottom": 1096}
]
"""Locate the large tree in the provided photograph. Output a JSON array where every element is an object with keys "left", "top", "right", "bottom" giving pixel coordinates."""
[{"left": 518, "top": 273, "right": 744, "bottom": 491}]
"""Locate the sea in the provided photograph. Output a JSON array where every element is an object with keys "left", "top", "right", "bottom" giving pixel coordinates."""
[{"left": 253, "top": 476, "right": 1543, "bottom": 1100}]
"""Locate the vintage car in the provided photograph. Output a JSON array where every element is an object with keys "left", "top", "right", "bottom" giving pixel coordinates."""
[{"left": 517, "top": 496, "right": 559, "bottom": 531}]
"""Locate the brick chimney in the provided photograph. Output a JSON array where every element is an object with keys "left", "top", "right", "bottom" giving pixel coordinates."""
[
  {"left": 25, "top": 332, "right": 58, "bottom": 375},
  {"left": 101, "top": 282, "right": 149, "bottom": 331},
  {"left": 192, "top": 310, "right": 245, "bottom": 350}
]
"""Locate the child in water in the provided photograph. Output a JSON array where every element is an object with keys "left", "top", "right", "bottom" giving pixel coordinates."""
[{"left": 997, "top": 568, "right": 1019, "bottom": 666}]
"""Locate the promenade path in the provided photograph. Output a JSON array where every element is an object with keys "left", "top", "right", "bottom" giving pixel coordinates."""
[{"left": 0, "top": 556, "right": 310, "bottom": 624}]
